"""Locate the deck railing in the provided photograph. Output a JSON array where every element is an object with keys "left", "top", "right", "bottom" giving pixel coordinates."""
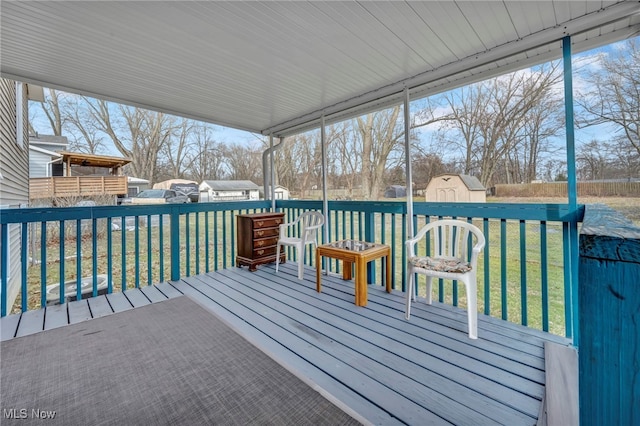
[
  {"left": 29, "top": 176, "right": 128, "bottom": 199},
  {"left": 0, "top": 199, "right": 584, "bottom": 337}
]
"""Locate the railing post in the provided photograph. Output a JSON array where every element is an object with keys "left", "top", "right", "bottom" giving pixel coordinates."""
[
  {"left": 579, "top": 205, "right": 640, "bottom": 425},
  {"left": 364, "top": 210, "right": 375, "bottom": 284},
  {"left": 170, "top": 206, "right": 181, "bottom": 281}
]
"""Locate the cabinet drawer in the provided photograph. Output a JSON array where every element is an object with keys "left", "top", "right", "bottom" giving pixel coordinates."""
[
  {"left": 253, "top": 246, "right": 278, "bottom": 257},
  {"left": 253, "top": 236, "right": 279, "bottom": 249},
  {"left": 252, "top": 217, "right": 283, "bottom": 229},
  {"left": 253, "top": 227, "right": 279, "bottom": 238}
]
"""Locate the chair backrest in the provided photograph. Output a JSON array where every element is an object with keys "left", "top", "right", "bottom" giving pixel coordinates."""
[
  {"left": 300, "top": 211, "right": 324, "bottom": 243},
  {"left": 411, "top": 219, "right": 485, "bottom": 261}
]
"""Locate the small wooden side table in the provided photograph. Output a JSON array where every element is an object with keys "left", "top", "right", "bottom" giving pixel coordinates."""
[{"left": 316, "top": 240, "right": 391, "bottom": 306}]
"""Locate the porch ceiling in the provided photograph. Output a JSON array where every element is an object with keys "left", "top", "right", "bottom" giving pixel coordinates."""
[{"left": 1, "top": 1, "right": 639, "bottom": 137}]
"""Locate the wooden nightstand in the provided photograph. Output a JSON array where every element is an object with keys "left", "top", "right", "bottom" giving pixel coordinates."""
[{"left": 236, "top": 212, "right": 286, "bottom": 271}]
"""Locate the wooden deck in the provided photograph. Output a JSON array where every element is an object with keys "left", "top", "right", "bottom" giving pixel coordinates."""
[{"left": 1, "top": 263, "right": 572, "bottom": 425}]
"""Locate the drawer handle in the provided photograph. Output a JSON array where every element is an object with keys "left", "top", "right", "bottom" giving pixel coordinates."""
[
  {"left": 257, "top": 240, "right": 264, "bottom": 247},
  {"left": 257, "top": 249, "right": 265, "bottom": 255},
  {"left": 257, "top": 230, "right": 264, "bottom": 236},
  {"left": 275, "top": 219, "right": 281, "bottom": 224},
  {"left": 257, "top": 220, "right": 264, "bottom": 227}
]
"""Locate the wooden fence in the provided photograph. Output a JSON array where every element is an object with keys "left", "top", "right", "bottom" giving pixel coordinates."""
[
  {"left": 30, "top": 176, "right": 128, "bottom": 199},
  {"left": 493, "top": 181, "right": 640, "bottom": 197}
]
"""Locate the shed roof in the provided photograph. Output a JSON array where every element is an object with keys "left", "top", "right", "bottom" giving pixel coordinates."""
[
  {"left": 429, "top": 174, "right": 486, "bottom": 191},
  {"left": 458, "top": 175, "right": 486, "bottom": 191},
  {"left": 2, "top": 2, "right": 638, "bottom": 137},
  {"left": 202, "top": 180, "right": 260, "bottom": 191}
]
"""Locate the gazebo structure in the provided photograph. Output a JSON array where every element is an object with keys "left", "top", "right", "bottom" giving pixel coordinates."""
[{"left": 29, "top": 151, "right": 131, "bottom": 200}]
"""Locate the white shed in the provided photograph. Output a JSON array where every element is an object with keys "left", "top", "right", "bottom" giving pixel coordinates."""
[{"left": 425, "top": 174, "right": 486, "bottom": 203}]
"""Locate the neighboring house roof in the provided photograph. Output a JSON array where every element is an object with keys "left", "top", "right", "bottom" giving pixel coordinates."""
[
  {"left": 153, "top": 179, "right": 197, "bottom": 190},
  {"left": 29, "top": 135, "right": 69, "bottom": 151},
  {"left": 128, "top": 176, "right": 150, "bottom": 185},
  {"left": 29, "top": 145, "right": 63, "bottom": 159},
  {"left": 202, "top": 180, "right": 260, "bottom": 191},
  {"left": 259, "top": 185, "right": 289, "bottom": 191}
]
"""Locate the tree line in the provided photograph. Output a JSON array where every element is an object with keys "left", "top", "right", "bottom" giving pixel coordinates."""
[{"left": 30, "top": 39, "right": 639, "bottom": 199}]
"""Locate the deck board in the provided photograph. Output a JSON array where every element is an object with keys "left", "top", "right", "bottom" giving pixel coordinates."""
[
  {"left": 155, "top": 282, "right": 183, "bottom": 298},
  {"left": 139, "top": 285, "right": 169, "bottom": 303},
  {"left": 68, "top": 300, "right": 92, "bottom": 324},
  {"left": 123, "top": 288, "right": 151, "bottom": 307},
  {"left": 15, "top": 308, "right": 45, "bottom": 337},
  {"left": 105, "top": 291, "right": 133, "bottom": 313},
  {"left": 1, "top": 266, "right": 571, "bottom": 425},
  {"left": 44, "top": 303, "right": 68, "bottom": 330},
  {"left": 87, "top": 296, "right": 114, "bottom": 319},
  {"left": 544, "top": 342, "right": 579, "bottom": 426},
  {"left": 0, "top": 313, "right": 20, "bottom": 341}
]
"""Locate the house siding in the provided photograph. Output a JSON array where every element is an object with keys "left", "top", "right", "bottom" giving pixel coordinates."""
[
  {"left": 29, "top": 149, "right": 55, "bottom": 178},
  {"left": 0, "top": 78, "right": 29, "bottom": 311}
]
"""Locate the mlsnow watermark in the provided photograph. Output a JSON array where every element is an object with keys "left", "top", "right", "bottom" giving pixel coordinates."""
[{"left": 2, "top": 408, "right": 57, "bottom": 420}]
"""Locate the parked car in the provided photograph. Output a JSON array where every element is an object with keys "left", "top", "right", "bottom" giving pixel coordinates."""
[{"left": 127, "top": 189, "right": 189, "bottom": 204}]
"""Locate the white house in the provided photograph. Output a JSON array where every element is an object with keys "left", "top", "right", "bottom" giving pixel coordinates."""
[
  {"left": 0, "top": 78, "right": 42, "bottom": 311},
  {"left": 199, "top": 180, "right": 260, "bottom": 202}
]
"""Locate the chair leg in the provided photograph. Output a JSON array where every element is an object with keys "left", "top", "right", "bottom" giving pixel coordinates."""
[
  {"left": 405, "top": 268, "right": 414, "bottom": 320},
  {"left": 297, "top": 243, "right": 304, "bottom": 280},
  {"left": 425, "top": 276, "right": 433, "bottom": 304},
  {"left": 464, "top": 275, "right": 478, "bottom": 339},
  {"left": 275, "top": 243, "right": 281, "bottom": 273}
]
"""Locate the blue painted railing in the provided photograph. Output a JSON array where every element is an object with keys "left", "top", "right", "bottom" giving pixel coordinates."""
[
  {"left": 0, "top": 201, "right": 270, "bottom": 317},
  {"left": 0, "top": 199, "right": 583, "bottom": 337}
]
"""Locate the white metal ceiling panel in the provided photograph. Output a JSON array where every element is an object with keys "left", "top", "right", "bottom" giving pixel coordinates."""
[{"left": 1, "top": 1, "right": 639, "bottom": 137}]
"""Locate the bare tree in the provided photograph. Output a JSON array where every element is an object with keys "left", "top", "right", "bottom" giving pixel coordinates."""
[
  {"left": 576, "top": 140, "right": 609, "bottom": 180},
  {"left": 185, "top": 125, "right": 225, "bottom": 183},
  {"left": 222, "top": 142, "right": 263, "bottom": 183},
  {"left": 85, "top": 99, "right": 175, "bottom": 184},
  {"left": 438, "top": 64, "right": 563, "bottom": 186},
  {"left": 37, "top": 88, "right": 65, "bottom": 136},
  {"left": 606, "top": 136, "right": 640, "bottom": 179},
  {"left": 65, "top": 98, "right": 104, "bottom": 154},
  {"left": 577, "top": 38, "right": 640, "bottom": 156},
  {"left": 274, "top": 132, "right": 323, "bottom": 198},
  {"left": 327, "top": 122, "right": 359, "bottom": 197},
  {"left": 356, "top": 106, "right": 406, "bottom": 200},
  {"left": 160, "top": 119, "right": 197, "bottom": 179}
]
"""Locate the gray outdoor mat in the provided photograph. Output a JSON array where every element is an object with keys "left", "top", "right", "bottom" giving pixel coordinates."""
[{"left": 1, "top": 296, "right": 362, "bottom": 425}]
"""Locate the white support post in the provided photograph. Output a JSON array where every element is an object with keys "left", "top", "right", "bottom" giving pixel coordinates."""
[
  {"left": 403, "top": 87, "right": 414, "bottom": 240},
  {"left": 270, "top": 134, "right": 276, "bottom": 212},
  {"left": 321, "top": 115, "right": 329, "bottom": 245}
]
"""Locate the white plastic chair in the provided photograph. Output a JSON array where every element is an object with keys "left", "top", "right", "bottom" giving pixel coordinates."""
[
  {"left": 405, "top": 219, "right": 485, "bottom": 339},
  {"left": 275, "top": 211, "right": 324, "bottom": 280}
]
